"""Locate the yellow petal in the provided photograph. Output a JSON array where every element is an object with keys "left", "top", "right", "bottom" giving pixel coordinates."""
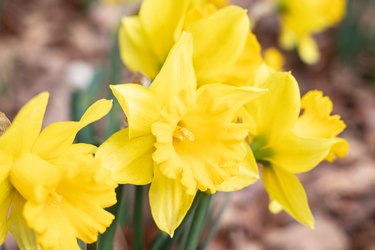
[
  {"left": 24, "top": 200, "right": 79, "bottom": 250},
  {"left": 0, "top": 92, "right": 49, "bottom": 158},
  {"left": 216, "top": 144, "right": 259, "bottom": 192},
  {"left": 262, "top": 166, "right": 314, "bottom": 228},
  {"left": 10, "top": 153, "right": 60, "bottom": 203},
  {"left": 197, "top": 83, "right": 266, "bottom": 114},
  {"left": 279, "top": 26, "right": 297, "bottom": 50},
  {"left": 33, "top": 99, "right": 112, "bottom": 159},
  {"left": 270, "top": 132, "right": 333, "bottom": 174},
  {"left": 65, "top": 143, "right": 97, "bottom": 156},
  {"left": 0, "top": 180, "right": 12, "bottom": 244},
  {"left": 139, "top": 0, "right": 190, "bottom": 61},
  {"left": 269, "top": 199, "right": 284, "bottom": 214},
  {"left": 294, "top": 90, "right": 346, "bottom": 139},
  {"left": 264, "top": 47, "right": 284, "bottom": 71},
  {"left": 294, "top": 90, "right": 348, "bottom": 162},
  {"left": 211, "top": 32, "right": 263, "bottom": 86},
  {"left": 186, "top": 6, "right": 249, "bottom": 82},
  {"left": 245, "top": 72, "right": 300, "bottom": 142},
  {"left": 119, "top": 16, "right": 161, "bottom": 78},
  {"left": 111, "top": 84, "right": 160, "bottom": 139},
  {"left": 0, "top": 151, "right": 13, "bottom": 243},
  {"left": 8, "top": 193, "right": 39, "bottom": 250},
  {"left": 23, "top": 157, "right": 116, "bottom": 249},
  {"left": 325, "top": 138, "right": 349, "bottom": 162},
  {"left": 149, "top": 167, "right": 196, "bottom": 236},
  {"left": 55, "top": 159, "right": 116, "bottom": 244},
  {"left": 298, "top": 35, "right": 319, "bottom": 64},
  {"left": 96, "top": 128, "right": 155, "bottom": 184},
  {"left": 150, "top": 32, "right": 196, "bottom": 105}
]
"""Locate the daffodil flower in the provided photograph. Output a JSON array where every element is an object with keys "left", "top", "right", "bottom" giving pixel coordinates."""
[
  {"left": 242, "top": 72, "right": 347, "bottom": 227},
  {"left": 277, "top": 0, "right": 346, "bottom": 64},
  {"left": 119, "top": 0, "right": 264, "bottom": 86},
  {"left": 0, "top": 93, "right": 116, "bottom": 249},
  {"left": 96, "top": 33, "right": 265, "bottom": 236}
]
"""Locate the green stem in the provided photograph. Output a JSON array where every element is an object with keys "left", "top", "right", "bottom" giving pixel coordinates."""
[
  {"left": 98, "top": 185, "right": 124, "bottom": 249},
  {"left": 133, "top": 185, "right": 145, "bottom": 250},
  {"left": 182, "top": 193, "right": 212, "bottom": 250},
  {"left": 201, "top": 193, "right": 231, "bottom": 250},
  {"left": 78, "top": 240, "right": 86, "bottom": 250}
]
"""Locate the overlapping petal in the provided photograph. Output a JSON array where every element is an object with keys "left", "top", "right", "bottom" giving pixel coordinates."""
[
  {"left": 196, "top": 83, "right": 266, "bottom": 114},
  {"left": 262, "top": 166, "right": 314, "bottom": 228},
  {"left": 139, "top": 0, "right": 190, "bottom": 61},
  {"left": 32, "top": 99, "right": 112, "bottom": 159},
  {"left": 216, "top": 144, "right": 259, "bottom": 192},
  {"left": 186, "top": 6, "right": 249, "bottom": 82},
  {"left": 245, "top": 72, "right": 300, "bottom": 142},
  {"left": 211, "top": 33, "right": 263, "bottom": 86},
  {"left": 8, "top": 193, "right": 38, "bottom": 250},
  {"left": 150, "top": 32, "right": 196, "bottom": 105},
  {"left": 269, "top": 133, "right": 333, "bottom": 174},
  {"left": 96, "top": 128, "right": 154, "bottom": 184},
  {"left": 0, "top": 179, "right": 12, "bottom": 244},
  {"left": 0, "top": 92, "right": 48, "bottom": 158},
  {"left": 149, "top": 167, "right": 195, "bottom": 237},
  {"left": 111, "top": 84, "right": 160, "bottom": 139},
  {"left": 119, "top": 17, "right": 161, "bottom": 78},
  {"left": 294, "top": 90, "right": 348, "bottom": 161}
]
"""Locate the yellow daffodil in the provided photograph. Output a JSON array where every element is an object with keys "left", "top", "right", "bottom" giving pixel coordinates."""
[
  {"left": 97, "top": 33, "right": 264, "bottom": 236},
  {"left": 119, "top": 0, "right": 264, "bottom": 86},
  {"left": 0, "top": 93, "right": 116, "bottom": 249},
  {"left": 277, "top": 0, "right": 346, "bottom": 64},
  {"left": 242, "top": 72, "right": 347, "bottom": 227}
]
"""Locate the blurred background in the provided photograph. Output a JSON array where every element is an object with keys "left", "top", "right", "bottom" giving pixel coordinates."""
[{"left": 0, "top": 0, "right": 374, "bottom": 249}]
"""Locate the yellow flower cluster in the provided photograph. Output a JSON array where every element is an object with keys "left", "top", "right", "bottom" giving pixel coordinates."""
[
  {"left": 0, "top": 0, "right": 348, "bottom": 247},
  {"left": 99, "top": 0, "right": 348, "bottom": 236}
]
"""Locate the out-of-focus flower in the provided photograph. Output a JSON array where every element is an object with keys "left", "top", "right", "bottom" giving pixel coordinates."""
[
  {"left": 96, "top": 33, "right": 264, "bottom": 236},
  {"left": 264, "top": 47, "right": 284, "bottom": 71},
  {"left": 0, "top": 93, "right": 116, "bottom": 249},
  {"left": 277, "top": 0, "right": 346, "bottom": 64},
  {"left": 119, "top": 0, "right": 265, "bottom": 86},
  {"left": 242, "top": 72, "right": 347, "bottom": 227}
]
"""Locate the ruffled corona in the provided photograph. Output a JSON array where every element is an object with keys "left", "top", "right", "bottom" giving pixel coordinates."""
[{"left": 152, "top": 88, "right": 250, "bottom": 195}]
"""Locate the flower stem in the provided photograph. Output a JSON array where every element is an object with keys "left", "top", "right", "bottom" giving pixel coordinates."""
[
  {"left": 182, "top": 192, "right": 211, "bottom": 250},
  {"left": 201, "top": 193, "right": 231, "bottom": 250},
  {"left": 134, "top": 185, "right": 145, "bottom": 250}
]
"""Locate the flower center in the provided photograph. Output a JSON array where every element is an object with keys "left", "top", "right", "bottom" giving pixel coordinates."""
[
  {"left": 47, "top": 191, "right": 63, "bottom": 208},
  {"left": 173, "top": 125, "right": 195, "bottom": 142}
]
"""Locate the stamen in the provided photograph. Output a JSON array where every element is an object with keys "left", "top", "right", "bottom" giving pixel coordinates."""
[{"left": 173, "top": 126, "right": 195, "bottom": 142}]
